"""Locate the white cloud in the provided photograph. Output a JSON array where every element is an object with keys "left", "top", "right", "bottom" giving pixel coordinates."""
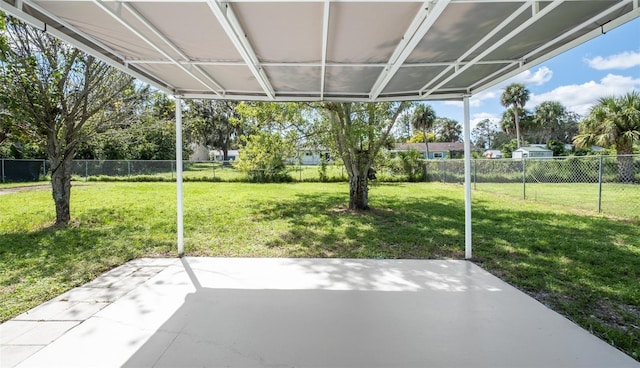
[
  {"left": 444, "top": 67, "right": 553, "bottom": 109},
  {"left": 528, "top": 74, "right": 640, "bottom": 115},
  {"left": 584, "top": 51, "right": 640, "bottom": 70},
  {"left": 511, "top": 66, "right": 553, "bottom": 86},
  {"left": 470, "top": 113, "right": 500, "bottom": 131}
]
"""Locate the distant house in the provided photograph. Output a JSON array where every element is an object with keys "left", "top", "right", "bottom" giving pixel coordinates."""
[
  {"left": 189, "top": 144, "right": 210, "bottom": 161},
  {"left": 294, "top": 147, "right": 331, "bottom": 165},
  {"left": 483, "top": 150, "right": 503, "bottom": 159},
  {"left": 512, "top": 146, "right": 553, "bottom": 159},
  {"left": 211, "top": 149, "right": 240, "bottom": 161},
  {"left": 391, "top": 142, "right": 477, "bottom": 159}
]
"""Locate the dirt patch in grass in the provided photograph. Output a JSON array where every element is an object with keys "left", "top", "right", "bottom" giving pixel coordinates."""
[
  {"left": 594, "top": 300, "right": 640, "bottom": 333},
  {"left": 0, "top": 184, "right": 51, "bottom": 194}
]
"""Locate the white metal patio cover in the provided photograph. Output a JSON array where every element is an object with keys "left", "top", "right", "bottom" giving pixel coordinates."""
[{"left": 2, "top": 0, "right": 638, "bottom": 256}]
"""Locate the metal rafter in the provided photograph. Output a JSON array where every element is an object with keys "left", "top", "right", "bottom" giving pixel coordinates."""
[
  {"left": 421, "top": 0, "right": 566, "bottom": 99},
  {"left": 124, "top": 59, "right": 520, "bottom": 68},
  {"left": 0, "top": 0, "right": 174, "bottom": 92},
  {"left": 206, "top": 0, "right": 275, "bottom": 99},
  {"left": 91, "top": 0, "right": 222, "bottom": 95},
  {"left": 122, "top": 2, "right": 225, "bottom": 96},
  {"left": 418, "top": 0, "right": 532, "bottom": 95},
  {"left": 320, "top": 0, "right": 330, "bottom": 99},
  {"left": 369, "top": 0, "right": 450, "bottom": 100},
  {"left": 470, "top": 0, "right": 640, "bottom": 95}
]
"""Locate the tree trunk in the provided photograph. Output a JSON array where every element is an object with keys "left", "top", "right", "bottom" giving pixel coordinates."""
[
  {"left": 423, "top": 132, "right": 430, "bottom": 159},
  {"left": 222, "top": 146, "right": 229, "bottom": 161},
  {"left": 514, "top": 110, "right": 522, "bottom": 148},
  {"left": 616, "top": 141, "right": 635, "bottom": 183},
  {"left": 50, "top": 157, "right": 73, "bottom": 226},
  {"left": 617, "top": 155, "right": 634, "bottom": 183},
  {"left": 348, "top": 172, "right": 369, "bottom": 210}
]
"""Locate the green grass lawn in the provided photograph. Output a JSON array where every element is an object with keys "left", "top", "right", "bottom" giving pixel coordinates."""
[
  {"left": 1, "top": 182, "right": 639, "bottom": 359},
  {"left": 476, "top": 182, "right": 640, "bottom": 220}
]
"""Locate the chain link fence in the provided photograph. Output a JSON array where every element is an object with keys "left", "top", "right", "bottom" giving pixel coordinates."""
[
  {"left": 0, "top": 159, "right": 47, "bottom": 182},
  {"left": 471, "top": 155, "right": 639, "bottom": 219},
  {"left": 3, "top": 156, "right": 638, "bottom": 219}
]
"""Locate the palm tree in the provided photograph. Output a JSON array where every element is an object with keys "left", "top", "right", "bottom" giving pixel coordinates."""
[
  {"left": 574, "top": 91, "right": 640, "bottom": 183},
  {"left": 500, "top": 83, "right": 530, "bottom": 148},
  {"left": 412, "top": 104, "right": 436, "bottom": 159},
  {"left": 534, "top": 101, "right": 567, "bottom": 143}
]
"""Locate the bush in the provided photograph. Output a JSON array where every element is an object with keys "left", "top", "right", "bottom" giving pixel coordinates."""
[{"left": 235, "top": 132, "right": 295, "bottom": 183}]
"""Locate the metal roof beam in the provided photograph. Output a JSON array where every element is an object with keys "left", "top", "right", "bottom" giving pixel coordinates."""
[
  {"left": 125, "top": 59, "right": 519, "bottom": 68},
  {"left": 91, "top": 0, "right": 222, "bottom": 95},
  {"left": 421, "top": 0, "right": 565, "bottom": 99},
  {"left": 369, "top": 0, "right": 450, "bottom": 100},
  {"left": 0, "top": 0, "right": 173, "bottom": 93},
  {"left": 206, "top": 0, "right": 276, "bottom": 100},
  {"left": 320, "top": 0, "right": 330, "bottom": 99},
  {"left": 418, "top": 0, "right": 531, "bottom": 94},
  {"left": 122, "top": 2, "right": 225, "bottom": 95},
  {"left": 471, "top": 0, "right": 639, "bottom": 94}
]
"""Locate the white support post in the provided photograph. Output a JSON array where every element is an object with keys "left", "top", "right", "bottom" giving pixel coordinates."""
[
  {"left": 176, "top": 96, "right": 184, "bottom": 257},
  {"left": 463, "top": 95, "right": 472, "bottom": 259}
]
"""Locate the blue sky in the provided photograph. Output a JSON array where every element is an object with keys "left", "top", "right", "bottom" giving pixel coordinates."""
[{"left": 429, "top": 17, "right": 640, "bottom": 132}]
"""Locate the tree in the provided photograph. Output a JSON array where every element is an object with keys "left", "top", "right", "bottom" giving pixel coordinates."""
[
  {"left": 322, "top": 102, "right": 410, "bottom": 210},
  {"left": 574, "top": 91, "right": 640, "bottom": 182},
  {"left": 531, "top": 101, "right": 579, "bottom": 144},
  {"left": 185, "top": 100, "right": 242, "bottom": 161},
  {"left": 533, "top": 101, "right": 566, "bottom": 143},
  {"left": 411, "top": 104, "right": 436, "bottom": 159},
  {"left": 434, "top": 117, "right": 461, "bottom": 142},
  {"left": 1, "top": 16, "right": 134, "bottom": 225},
  {"left": 407, "top": 131, "right": 436, "bottom": 144},
  {"left": 472, "top": 119, "right": 500, "bottom": 149},
  {"left": 236, "top": 131, "right": 295, "bottom": 182},
  {"left": 395, "top": 148, "right": 423, "bottom": 182},
  {"left": 500, "top": 83, "right": 530, "bottom": 148},
  {"left": 234, "top": 101, "right": 410, "bottom": 209},
  {"left": 500, "top": 107, "right": 533, "bottom": 144},
  {"left": 500, "top": 139, "right": 519, "bottom": 158}
]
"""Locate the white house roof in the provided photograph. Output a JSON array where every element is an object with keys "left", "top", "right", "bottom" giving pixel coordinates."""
[
  {"left": 2, "top": 0, "right": 638, "bottom": 102},
  {"left": 514, "top": 146, "right": 553, "bottom": 152},
  {"left": 393, "top": 142, "right": 478, "bottom": 152}
]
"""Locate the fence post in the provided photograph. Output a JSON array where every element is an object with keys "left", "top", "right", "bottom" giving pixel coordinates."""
[
  {"left": 522, "top": 158, "right": 527, "bottom": 200},
  {"left": 42, "top": 159, "right": 47, "bottom": 180},
  {"left": 424, "top": 162, "right": 428, "bottom": 182},
  {"left": 443, "top": 161, "right": 446, "bottom": 183},
  {"left": 171, "top": 161, "right": 174, "bottom": 180},
  {"left": 473, "top": 160, "right": 477, "bottom": 190},
  {"left": 85, "top": 160, "right": 88, "bottom": 182},
  {"left": 1, "top": 159, "right": 4, "bottom": 183},
  {"left": 598, "top": 155, "right": 603, "bottom": 213},
  {"left": 127, "top": 161, "right": 131, "bottom": 178}
]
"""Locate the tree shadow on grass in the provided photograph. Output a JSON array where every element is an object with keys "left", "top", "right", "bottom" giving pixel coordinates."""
[
  {"left": 249, "top": 191, "right": 640, "bottom": 358},
  {"left": 0, "top": 208, "right": 175, "bottom": 322},
  {"left": 252, "top": 192, "right": 466, "bottom": 259}
]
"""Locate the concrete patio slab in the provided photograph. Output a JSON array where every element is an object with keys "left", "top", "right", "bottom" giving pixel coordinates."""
[{"left": 1, "top": 257, "right": 638, "bottom": 368}]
